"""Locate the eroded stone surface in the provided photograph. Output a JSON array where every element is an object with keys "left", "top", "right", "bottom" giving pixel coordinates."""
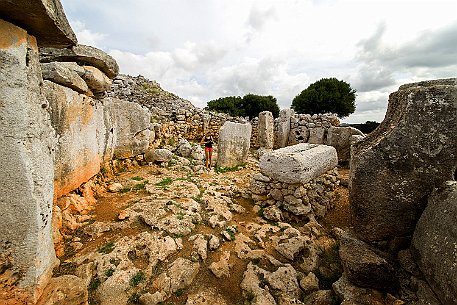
[
  {"left": 411, "top": 181, "right": 457, "bottom": 305},
  {"left": 217, "top": 121, "right": 252, "bottom": 168},
  {"left": 260, "top": 143, "right": 338, "bottom": 184},
  {"left": 350, "top": 79, "right": 457, "bottom": 241}
]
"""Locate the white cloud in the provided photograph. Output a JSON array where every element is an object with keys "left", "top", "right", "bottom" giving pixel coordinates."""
[
  {"left": 70, "top": 20, "right": 107, "bottom": 48},
  {"left": 61, "top": 0, "right": 457, "bottom": 123}
]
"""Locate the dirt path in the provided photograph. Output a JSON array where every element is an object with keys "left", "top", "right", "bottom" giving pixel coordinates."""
[{"left": 54, "top": 156, "right": 351, "bottom": 305}]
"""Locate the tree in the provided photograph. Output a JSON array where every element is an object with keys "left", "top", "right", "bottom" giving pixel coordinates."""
[
  {"left": 206, "top": 96, "right": 244, "bottom": 117},
  {"left": 291, "top": 78, "right": 356, "bottom": 118},
  {"left": 206, "top": 94, "right": 280, "bottom": 119}
]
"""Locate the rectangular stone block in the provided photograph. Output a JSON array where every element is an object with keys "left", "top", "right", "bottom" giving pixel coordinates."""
[{"left": 260, "top": 143, "right": 338, "bottom": 184}]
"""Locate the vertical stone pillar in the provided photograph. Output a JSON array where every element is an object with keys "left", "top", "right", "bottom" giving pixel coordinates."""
[
  {"left": 216, "top": 121, "right": 252, "bottom": 168},
  {"left": 277, "top": 109, "right": 293, "bottom": 148},
  {"left": 0, "top": 19, "right": 57, "bottom": 302},
  {"left": 258, "top": 111, "right": 274, "bottom": 149}
]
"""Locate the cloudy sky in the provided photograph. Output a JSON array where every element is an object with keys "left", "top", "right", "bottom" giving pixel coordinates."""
[{"left": 60, "top": 0, "right": 456, "bottom": 123}]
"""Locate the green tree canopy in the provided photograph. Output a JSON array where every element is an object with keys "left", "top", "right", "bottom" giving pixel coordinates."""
[
  {"left": 291, "top": 78, "right": 356, "bottom": 118},
  {"left": 206, "top": 94, "right": 280, "bottom": 119}
]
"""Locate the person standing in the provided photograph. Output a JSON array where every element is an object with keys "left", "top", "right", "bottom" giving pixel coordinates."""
[{"left": 201, "top": 134, "right": 214, "bottom": 170}]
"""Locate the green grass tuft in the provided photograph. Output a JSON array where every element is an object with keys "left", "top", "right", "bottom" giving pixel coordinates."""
[
  {"left": 98, "top": 241, "right": 115, "bottom": 254},
  {"left": 130, "top": 271, "right": 145, "bottom": 287}
]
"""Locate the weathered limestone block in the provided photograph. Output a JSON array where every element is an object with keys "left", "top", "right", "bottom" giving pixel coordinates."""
[
  {"left": 216, "top": 121, "right": 252, "bottom": 168},
  {"left": 326, "top": 126, "right": 364, "bottom": 162},
  {"left": 288, "top": 125, "right": 309, "bottom": 145},
  {"left": 40, "top": 44, "right": 119, "bottom": 79},
  {"left": 339, "top": 233, "right": 396, "bottom": 289},
  {"left": 0, "top": 0, "right": 77, "bottom": 47},
  {"left": 44, "top": 81, "right": 104, "bottom": 198},
  {"left": 41, "top": 62, "right": 88, "bottom": 93},
  {"left": 277, "top": 108, "right": 293, "bottom": 148},
  {"left": 411, "top": 181, "right": 457, "bottom": 305},
  {"left": 103, "top": 98, "right": 151, "bottom": 159},
  {"left": 82, "top": 65, "right": 112, "bottom": 94},
  {"left": 308, "top": 127, "right": 325, "bottom": 144},
  {"left": 258, "top": 111, "right": 274, "bottom": 149},
  {"left": 350, "top": 79, "right": 457, "bottom": 241},
  {"left": 0, "top": 19, "right": 56, "bottom": 302},
  {"left": 260, "top": 143, "right": 338, "bottom": 184},
  {"left": 144, "top": 148, "right": 173, "bottom": 163}
]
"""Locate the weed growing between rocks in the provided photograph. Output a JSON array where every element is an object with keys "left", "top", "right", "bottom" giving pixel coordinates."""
[{"left": 98, "top": 241, "right": 115, "bottom": 254}]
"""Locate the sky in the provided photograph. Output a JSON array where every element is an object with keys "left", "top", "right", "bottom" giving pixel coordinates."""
[{"left": 60, "top": 0, "right": 457, "bottom": 123}]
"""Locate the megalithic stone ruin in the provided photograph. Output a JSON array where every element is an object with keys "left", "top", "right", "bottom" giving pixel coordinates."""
[{"left": 350, "top": 78, "right": 457, "bottom": 242}]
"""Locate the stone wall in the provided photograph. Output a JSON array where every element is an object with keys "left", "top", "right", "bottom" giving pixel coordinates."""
[
  {"left": 250, "top": 144, "right": 340, "bottom": 221},
  {"left": 0, "top": 4, "right": 76, "bottom": 302}
]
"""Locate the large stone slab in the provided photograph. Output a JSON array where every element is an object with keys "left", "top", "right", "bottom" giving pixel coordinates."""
[
  {"left": 44, "top": 81, "right": 104, "bottom": 199},
  {"left": 0, "top": 19, "right": 56, "bottom": 302},
  {"left": 411, "top": 181, "right": 457, "bottom": 305},
  {"left": 103, "top": 98, "right": 151, "bottom": 159},
  {"left": 0, "top": 0, "right": 77, "bottom": 47},
  {"left": 277, "top": 108, "right": 293, "bottom": 148},
  {"left": 258, "top": 111, "right": 274, "bottom": 149},
  {"left": 326, "top": 126, "right": 364, "bottom": 162},
  {"left": 216, "top": 121, "right": 252, "bottom": 168},
  {"left": 259, "top": 143, "right": 338, "bottom": 184},
  {"left": 40, "top": 44, "right": 119, "bottom": 79},
  {"left": 350, "top": 79, "right": 457, "bottom": 241}
]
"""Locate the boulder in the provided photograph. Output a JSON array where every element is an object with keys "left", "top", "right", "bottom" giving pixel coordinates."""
[
  {"left": 176, "top": 138, "right": 193, "bottom": 157},
  {"left": 153, "top": 258, "right": 200, "bottom": 296},
  {"left": 411, "top": 181, "right": 457, "bottom": 305},
  {"left": 326, "top": 126, "right": 364, "bottom": 162},
  {"left": 350, "top": 78, "right": 457, "bottom": 241},
  {"left": 0, "top": 0, "right": 77, "bottom": 47},
  {"left": 277, "top": 108, "right": 293, "bottom": 148},
  {"left": 40, "top": 44, "right": 119, "bottom": 79},
  {"left": 103, "top": 98, "right": 151, "bottom": 159},
  {"left": 258, "top": 111, "right": 274, "bottom": 149},
  {"left": 81, "top": 65, "right": 112, "bottom": 94},
  {"left": 260, "top": 143, "right": 338, "bottom": 184},
  {"left": 41, "top": 62, "right": 88, "bottom": 93},
  {"left": 144, "top": 148, "right": 173, "bottom": 163},
  {"left": 0, "top": 19, "right": 57, "bottom": 302},
  {"left": 216, "top": 121, "right": 252, "bottom": 168},
  {"left": 339, "top": 233, "right": 396, "bottom": 289}
]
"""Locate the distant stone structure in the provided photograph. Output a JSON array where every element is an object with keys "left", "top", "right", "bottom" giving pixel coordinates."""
[{"left": 258, "top": 111, "right": 274, "bottom": 149}]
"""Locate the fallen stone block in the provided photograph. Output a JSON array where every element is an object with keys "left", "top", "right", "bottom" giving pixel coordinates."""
[
  {"left": 339, "top": 233, "right": 396, "bottom": 289},
  {"left": 260, "top": 143, "right": 338, "bottom": 184}
]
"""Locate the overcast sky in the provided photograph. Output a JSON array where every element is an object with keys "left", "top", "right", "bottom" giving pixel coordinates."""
[{"left": 60, "top": 0, "right": 456, "bottom": 123}]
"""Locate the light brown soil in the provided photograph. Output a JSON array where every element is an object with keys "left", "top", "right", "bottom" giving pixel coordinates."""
[{"left": 55, "top": 160, "right": 351, "bottom": 305}]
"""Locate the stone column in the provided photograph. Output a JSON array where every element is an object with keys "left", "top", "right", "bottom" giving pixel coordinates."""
[
  {"left": 0, "top": 19, "right": 57, "bottom": 302},
  {"left": 258, "top": 111, "right": 274, "bottom": 149},
  {"left": 277, "top": 109, "right": 293, "bottom": 148}
]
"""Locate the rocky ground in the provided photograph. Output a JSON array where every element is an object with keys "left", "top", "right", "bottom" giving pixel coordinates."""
[{"left": 51, "top": 149, "right": 352, "bottom": 305}]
